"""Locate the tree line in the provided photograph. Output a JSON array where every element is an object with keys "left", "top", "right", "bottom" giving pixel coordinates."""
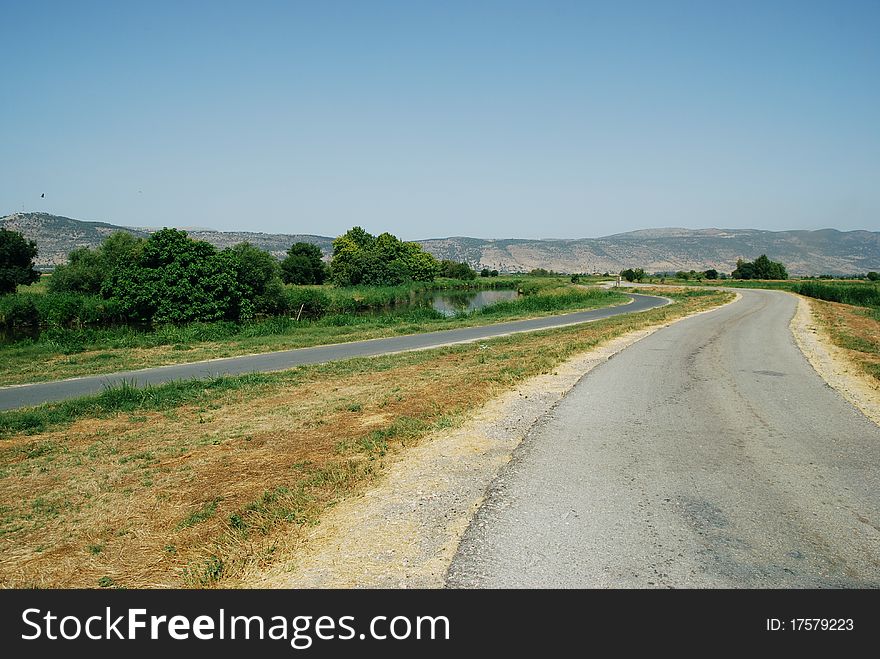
[
  {"left": 0, "top": 226, "right": 487, "bottom": 327},
  {"left": 619, "top": 255, "right": 790, "bottom": 282}
]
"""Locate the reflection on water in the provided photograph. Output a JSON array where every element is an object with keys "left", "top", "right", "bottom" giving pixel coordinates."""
[{"left": 430, "top": 289, "right": 519, "bottom": 317}]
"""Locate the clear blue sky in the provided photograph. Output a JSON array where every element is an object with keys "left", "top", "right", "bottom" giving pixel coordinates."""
[{"left": 1, "top": 0, "right": 878, "bottom": 239}]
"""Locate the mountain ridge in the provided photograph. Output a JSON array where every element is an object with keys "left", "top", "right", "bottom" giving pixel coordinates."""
[{"left": 2, "top": 212, "right": 879, "bottom": 275}]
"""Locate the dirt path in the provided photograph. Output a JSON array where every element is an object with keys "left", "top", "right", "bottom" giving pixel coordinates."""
[
  {"left": 789, "top": 294, "right": 880, "bottom": 426},
  {"left": 243, "top": 295, "right": 739, "bottom": 588}
]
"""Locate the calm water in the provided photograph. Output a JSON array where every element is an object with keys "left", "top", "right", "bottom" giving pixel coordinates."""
[{"left": 428, "top": 289, "right": 520, "bottom": 317}]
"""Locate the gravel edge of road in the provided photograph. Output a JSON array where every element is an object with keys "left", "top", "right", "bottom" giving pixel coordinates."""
[
  {"left": 242, "top": 293, "right": 741, "bottom": 588},
  {"left": 789, "top": 294, "right": 880, "bottom": 427}
]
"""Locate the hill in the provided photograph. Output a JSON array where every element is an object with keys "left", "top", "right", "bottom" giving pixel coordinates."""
[
  {"left": 420, "top": 228, "right": 880, "bottom": 275},
  {"left": 2, "top": 212, "right": 879, "bottom": 275},
  {"left": 0, "top": 213, "right": 332, "bottom": 266}
]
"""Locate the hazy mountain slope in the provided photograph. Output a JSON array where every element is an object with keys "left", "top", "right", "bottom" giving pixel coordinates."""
[
  {"left": 0, "top": 213, "right": 332, "bottom": 265},
  {"left": 0, "top": 213, "right": 149, "bottom": 266},
  {"left": 2, "top": 212, "right": 878, "bottom": 274},
  {"left": 420, "top": 228, "right": 880, "bottom": 275}
]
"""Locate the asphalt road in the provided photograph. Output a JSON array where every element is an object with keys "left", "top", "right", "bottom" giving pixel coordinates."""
[
  {"left": 0, "top": 293, "right": 666, "bottom": 411},
  {"left": 447, "top": 289, "right": 880, "bottom": 588}
]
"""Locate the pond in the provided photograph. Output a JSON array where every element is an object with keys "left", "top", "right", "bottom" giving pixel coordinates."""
[{"left": 427, "top": 289, "right": 520, "bottom": 317}]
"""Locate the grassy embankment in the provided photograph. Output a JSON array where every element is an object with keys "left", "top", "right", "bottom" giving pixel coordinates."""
[
  {"left": 0, "top": 276, "right": 617, "bottom": 386},
  {"left": 0, "top": 287, "right": 730, "bottom": 588},
  {"left": 792, "top": 282, "right": 880, "bottom": 382}
]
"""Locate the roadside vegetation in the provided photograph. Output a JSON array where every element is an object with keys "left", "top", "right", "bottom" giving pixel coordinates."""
[
  {"left": 798, "top": 284, "right": 880, "bottom": 384},
  {"left": 0, "top": 287, "right": 731, "bottom": 588},
  {"left": 0, "top": 277, "right": 622, "bottom": 386},
  {"left": 0, "top": 226, "right": 619, "bottom": 386}
]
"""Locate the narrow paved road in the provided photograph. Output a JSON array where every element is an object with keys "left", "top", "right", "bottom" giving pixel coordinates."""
[
  {"left": 447, "top": 289, "right": 880, "bottom": 588},
  {"left": 0, "top": 293, "right": 666, "bottom": 411}
]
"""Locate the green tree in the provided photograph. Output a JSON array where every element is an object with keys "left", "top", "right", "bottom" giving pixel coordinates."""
[
  {"left": 225, "top": 242, "right": 279, "bottom": 295},
  {"left": 867, "top": 271, "right": 879, "bottom": 281},
  {"left": 48, "top": 247, "right": 104, "bottom": 294},
  {"left": 49, "top": 232, "right": 145, "bottom": 295},
  {"left": 99, "top": 232, "right": 144, "bottom": 271},
  {"left": 703, "top": 269, "right": 719, "bottom": 280},
  {"left": 439, "top": 260, "right": 477, "bottom": 280},
  {"left": 753, "top": 255, "right": 773, "bottom": 278},
  {"left": 732, "top": 255, "right": 787, "bottom": 280},
  {"left": 620, "top": 268, "right": 636, "bottom": 282},
  {"left": 329, "top": 227, "right": 439, "bottom": 286},
  {"left": 490, "top": 270, "right": 499, "bottom": 277},
  {"left": 0, "top": 228, "right": 40, "bottom": 294},
  {"left": 103, "top": 228, "right": 244, "bottom": 323},
  {"left": 400, "top": 241, "right": 441, "bottom": 282},
  {"left": 281, "top": 242, "right": 326, "bottom": 285},
  {"left": 480, "top": 268, "right": 491, "bottom": 278},
  {"left": 731, "top": 259, "right": 755, "bottom": 279},
  {"left": 224, "top": 242, "right": 284, "bottom": 316}
]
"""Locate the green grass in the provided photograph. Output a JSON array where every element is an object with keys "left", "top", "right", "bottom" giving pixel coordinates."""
[
  {"left": 791, "top": 281, "right": 880, "bottom": 308},
  {"left": 0, "top": 376, "right": 279, "bottom": 438},
  {"left": 651, "top": 277, "right": 800, "bottom": 290},
  {"left": 176, "top": 498, "right": 221, "bottom": 530}
]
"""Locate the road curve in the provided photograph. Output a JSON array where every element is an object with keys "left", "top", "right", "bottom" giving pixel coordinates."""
[
  {"left": 447, "top": 289, "right": 880, "bottom": 588},
  {"left": 0, "top": 293, "right": 666, "bottom": 411}
]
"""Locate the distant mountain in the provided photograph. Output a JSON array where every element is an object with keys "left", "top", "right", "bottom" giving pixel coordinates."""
[
  {"left": 0, "top": 213, "right": 332, "bottom": 266},
  {"left": 2, "top": 212, "right": 879, "bottom": 275},
  {"left": 420, "top": 228, "right": 880, "bottom": 275}
]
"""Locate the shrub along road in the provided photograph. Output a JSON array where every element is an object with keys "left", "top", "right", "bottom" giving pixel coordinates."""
[
  {"left": 0, "top": 293, "right": 667, "bottom": 410},
  {"left": 447, "top": 288, "right": 880, "bottom": 587}
]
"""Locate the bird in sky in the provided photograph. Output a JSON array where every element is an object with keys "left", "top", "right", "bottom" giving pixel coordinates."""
[{"left": 40, "top": 193, "right": 44, "bottom": 198}]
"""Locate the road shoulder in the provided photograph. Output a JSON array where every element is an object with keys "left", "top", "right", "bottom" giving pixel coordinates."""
[{"left": 790, "top": 294, "right": 880, "bottom": 427}]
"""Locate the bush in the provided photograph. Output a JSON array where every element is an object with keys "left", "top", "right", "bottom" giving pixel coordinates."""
[
  {"left": 732, "top": 255, "right": 788, "bottom": 280},
  {"left": 330, "top": 227, "right": 440, "bottom": 286},
  {"left": 794, "top": 282, "right": 880, "bottom": 308},
  {"left": 0, "top": 295, "right": 40, "bottom": 328},
  {"left": 49, "top": 232, "right": 144, "bottom": 295},
  {"left": 103, "top": 229, "right": 245, "bottom": 323},
  {"left": 620, "top": 268, "right": 645, "bottom": 282},
  {"left": 439, "top": 260, "right": 476, "bottom": 280},
  {"left": 0, "top": 228, "right": 40, "bottom": 294},
  {"left": 284, "top": 287, "right": 331, "bottom": 319},
  {"left": 254, "top": 277, "right": 287, "bottom": 316},
  {"left": 281, "top": 243, "right": 327, "bottom": 285},
  {"left": 224, "top": 243, "right": 282, "bottom": 314}
]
